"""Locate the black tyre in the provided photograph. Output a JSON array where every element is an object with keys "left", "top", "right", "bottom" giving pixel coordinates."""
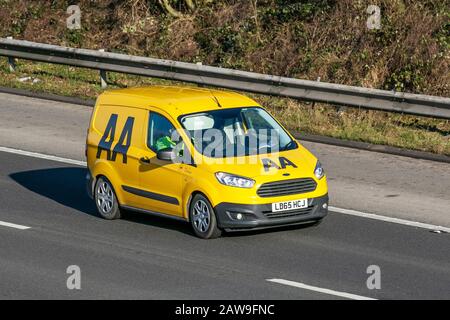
[
  {"left": 189, "top": 194, "right": 222, "bottom": 239},
  {"left": 94, "top": 176, "right": 121, "bottom": 220}
]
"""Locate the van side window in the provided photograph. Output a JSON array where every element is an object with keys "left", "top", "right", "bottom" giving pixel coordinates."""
[{"left": 147, "top": 112, "right": 177, "bottom": 152}]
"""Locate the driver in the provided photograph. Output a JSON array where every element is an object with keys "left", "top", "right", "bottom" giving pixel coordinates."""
[
  {"left": 154, "top": 129, "right": 186, "bottom": 162},
  {"left": 154, "top": 134, "right": 176, "bottom": 152}
]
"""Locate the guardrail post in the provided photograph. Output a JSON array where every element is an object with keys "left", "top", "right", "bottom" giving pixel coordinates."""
[
  {"left": 196, "top": 62, "right": 204, "bottom": 87},
  {"left": 6, "top": 37, "right": 16, "bottom": 72},
  {"left": 7, "top": 56, "right": 16, "bottom": 73},
  {"left": 98, "top": 49, "right": 107, "bottom": 89},
  {"left": 311, "top": 77, "right": 320, "bottom": 108}
]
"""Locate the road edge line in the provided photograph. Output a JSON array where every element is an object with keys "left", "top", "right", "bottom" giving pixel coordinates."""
[
  {"left": 267, "top": 278, "right": 377, "bottom": 300},
  {"left": 0, "top": 146, "right": 86, "bottom": 166},
  {"left": 329, "top": 206, "right": 450, "bottom": 233},
  {"left": 0, "top": 220, "right": 31, "bottom": 230}
]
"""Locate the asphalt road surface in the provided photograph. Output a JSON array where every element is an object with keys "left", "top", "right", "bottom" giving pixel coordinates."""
[
  {"left": 0, "top": 92, "right": 449, "bottom": 300},
  {"left": 0, "top": 151, "right": 449, "bottom": 299},
  {"left": 1, "top": 92, "right": 449, "bottom": 226}
]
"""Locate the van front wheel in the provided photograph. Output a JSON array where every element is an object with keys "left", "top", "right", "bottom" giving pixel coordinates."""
[
  {"left": 190, "top": 194, "right": 222, "bottom": 239},
  {"left": 94, "top": 176, "right": 121, "bottom": 220}
]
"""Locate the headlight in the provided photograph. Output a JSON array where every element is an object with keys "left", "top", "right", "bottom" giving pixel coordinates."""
[
  {"left": 314, "top": 161, "right": 325, "bottom": 179},
  {"left": 215, "top": 172, "right": 255, "bottom": 188}
]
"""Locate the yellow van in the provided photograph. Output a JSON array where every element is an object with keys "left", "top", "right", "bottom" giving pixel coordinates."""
[{"left": 86, "top": 86, "right": 328, "bottom": 239}]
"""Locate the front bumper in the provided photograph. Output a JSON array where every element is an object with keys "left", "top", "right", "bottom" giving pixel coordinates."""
[{"left": 214, "top": 194, "right": 328, "bottom": 231}]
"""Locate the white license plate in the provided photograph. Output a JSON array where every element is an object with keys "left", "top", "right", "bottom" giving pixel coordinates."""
[{"left": 272, "top": 199, "right": 308, "bottom": 212}]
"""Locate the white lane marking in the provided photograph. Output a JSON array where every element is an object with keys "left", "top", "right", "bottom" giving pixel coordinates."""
[
  {"left": 0, "top": 146, "right": 86, "bottom": 166},
  {"left": 329, "top": 206, "right": 450, "bottom": 233},
  {"left": 0, "top": 220, "right": 31, "bottom": 230},
  {"left": 1, "top": 146, "right": 449, "bottom": 233},
  {"left": 267, "top": 279, "right": 376, "bottom": 300}
]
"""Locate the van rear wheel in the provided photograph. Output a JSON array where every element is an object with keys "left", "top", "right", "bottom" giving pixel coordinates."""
[
  {"left": 190, "top": 194, "right": 222, "bottom": 239},
  {"left": 94, "top": 176, "right": 121, "bottom": 220}
]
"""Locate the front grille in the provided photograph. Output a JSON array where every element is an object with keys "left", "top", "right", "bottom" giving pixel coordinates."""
[
  {"left": 263, "top": 206, "right": 314, "bottom": 219},
  {"left": 257, "top": 178, "right": 317, "bottom": 197}
]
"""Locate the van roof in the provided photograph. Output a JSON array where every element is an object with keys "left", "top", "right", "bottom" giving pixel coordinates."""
[{"left": 97, "top": 86, "right": 260, "bottom": 117}]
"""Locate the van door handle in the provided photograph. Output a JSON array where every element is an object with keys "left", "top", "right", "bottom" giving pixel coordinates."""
[{"left": 140, "top": 156, "right": 151, "bottom": 164}]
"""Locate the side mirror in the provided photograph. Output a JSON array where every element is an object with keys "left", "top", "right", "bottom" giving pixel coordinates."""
[{"left": 156, "top": 148, "right": 175, "bottom": 161}]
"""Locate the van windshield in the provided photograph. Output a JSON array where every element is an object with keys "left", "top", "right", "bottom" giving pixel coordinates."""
[{"left": 179, "top": 107, "right": 297, "bottom": 158}]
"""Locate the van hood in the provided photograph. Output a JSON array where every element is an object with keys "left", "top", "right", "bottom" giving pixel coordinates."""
[{"left": 200, "top": 143, "right": 319, "bottom": 183}]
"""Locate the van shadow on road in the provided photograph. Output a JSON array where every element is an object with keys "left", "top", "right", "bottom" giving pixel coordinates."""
[
  {"left": 9, "top": 167, "right": 193, "bottom": 235},
  {"left": 10, "top": 167, "right": 97, "bottom": 216}
]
